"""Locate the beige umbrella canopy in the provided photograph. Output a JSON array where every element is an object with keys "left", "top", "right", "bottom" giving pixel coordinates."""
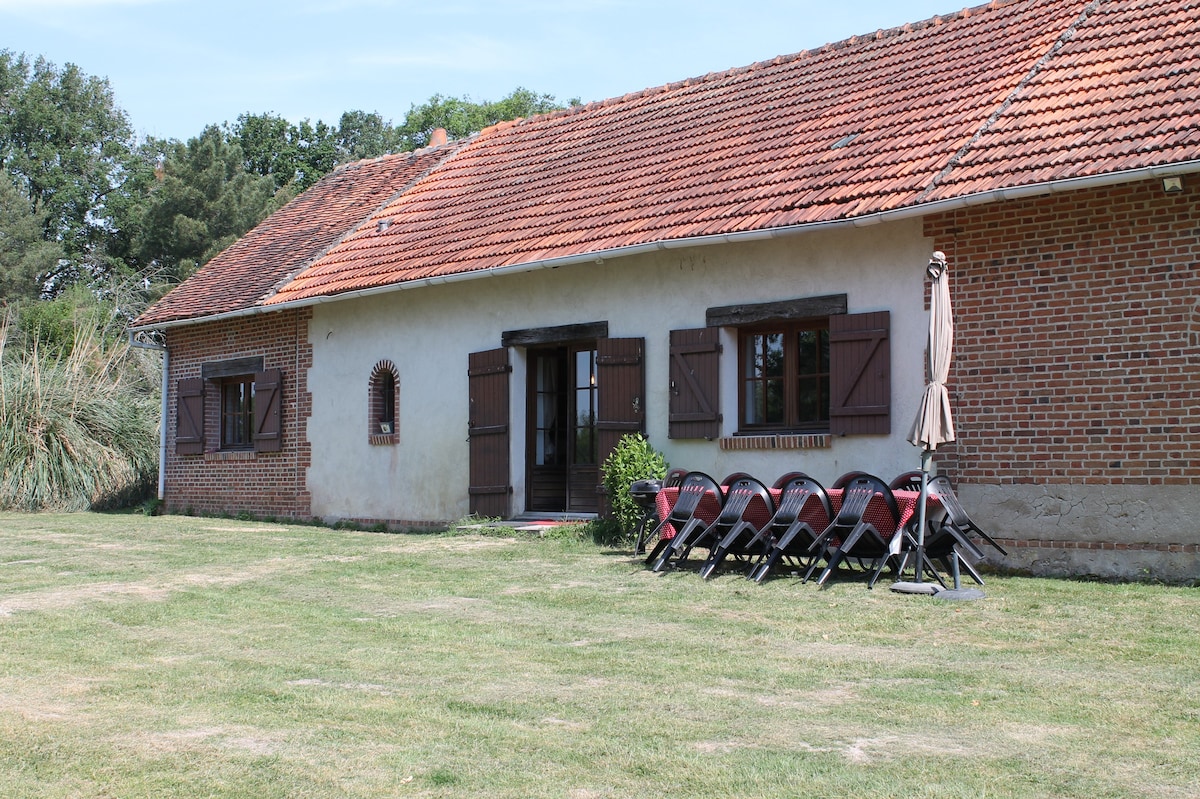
[
  {"left": 909, "top": 252, "right": 956, "bottom": 450},
  {"left": 896, "top": 251, "right": 955, "bottom": 590}
]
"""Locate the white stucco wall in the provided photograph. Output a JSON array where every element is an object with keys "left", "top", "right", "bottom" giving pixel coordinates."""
[{"left": 305, "top": 219, "right": 935, "bottom": 524}]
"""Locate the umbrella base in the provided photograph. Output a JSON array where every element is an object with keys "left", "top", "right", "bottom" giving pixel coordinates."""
[
  {"left": 933, "top": 587, "right": 986, "bottom": 601},
  {"left": 890, "top": 581, "right": 940, "bottom": 595}
]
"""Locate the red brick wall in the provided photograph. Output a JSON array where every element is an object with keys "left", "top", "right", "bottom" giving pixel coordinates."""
[
  {"left": 163, "top": 309, "right": 313, "bottom": 518},
  {"left": 924, "top": 177, "right": 1200, "bottom": 486}
]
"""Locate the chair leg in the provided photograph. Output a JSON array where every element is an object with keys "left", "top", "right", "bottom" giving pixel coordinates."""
[{"left": 816, "top": 549, "right": 846, "bottom": 586}]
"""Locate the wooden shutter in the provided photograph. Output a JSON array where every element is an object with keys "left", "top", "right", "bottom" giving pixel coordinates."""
[
  {"left": 468, "top": 348, "right": 511, "bottom": 518},
  {"left": 596, "top": 337, "right": 646, "bottom": 488},
  {"left": 668, "top": 327, "right": 721, "bottom": 440},
  {"left": 253, "top": 369, "right": 283, "bottom": 452},
  {"left": 829, "top": 311, "right": 890, "bottom": 436},
  {"left": 176, "top": 378, "right": 205, "bottom": 455}
]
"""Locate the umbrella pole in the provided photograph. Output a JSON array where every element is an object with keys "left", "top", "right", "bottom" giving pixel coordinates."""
[{"left": 914, "top": 449, "right": 931, "bottom": 583}]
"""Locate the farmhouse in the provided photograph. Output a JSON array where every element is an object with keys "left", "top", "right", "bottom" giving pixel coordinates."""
[{"left": 131, "top": 0, "right": 1200, "bottom": 581}]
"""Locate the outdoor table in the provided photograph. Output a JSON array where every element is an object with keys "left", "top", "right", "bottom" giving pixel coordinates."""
[{"left": 653, "top": 485, "right": 942, "bottom": 547}]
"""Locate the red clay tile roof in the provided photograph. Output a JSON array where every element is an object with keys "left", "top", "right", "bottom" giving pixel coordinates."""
[
  {"left": 135, "top": 0, "right": 1200, "bottom": 326},
  {"left": 132, "top": 143, "right": 467, "bottom": 327}
]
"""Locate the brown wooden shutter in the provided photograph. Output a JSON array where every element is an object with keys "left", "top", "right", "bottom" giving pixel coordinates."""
[
  {"left": 176, "top": 378, "right": 205, "bottom": 455},
  {"left": 668, "top": 327, "right": 721, "bottom": 440},
  {"left": 829, "top": 311, "right": 890, "bottom": 436},
  {"left": 596, "top": 337, "right": 646, "bottom": 493},
  {"left": 468, "top": 348, "right": 511, "bottom": 518},
  {"left": 253, "top": 369, "right": 283, "bottom": 452}
]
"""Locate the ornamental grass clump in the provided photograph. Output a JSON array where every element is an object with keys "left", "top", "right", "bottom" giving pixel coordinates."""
[{"left": 0, "top": 310, "right": 159, "bottom": 510}]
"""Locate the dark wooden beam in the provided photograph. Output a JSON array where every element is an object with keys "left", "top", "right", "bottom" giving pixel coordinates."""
[
  {"left": 501, "top": 321, "right": 609, "bottom": 348},
  {"left": 201, "top": 356, "right": 265, "bottom": 380},
  {"left": 706, "top": 294, "right": 848, "bottom": 327}
]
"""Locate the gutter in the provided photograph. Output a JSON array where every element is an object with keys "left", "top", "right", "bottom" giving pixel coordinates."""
[
  {"left": 128, "top": 159, "right": 1200, "bottom": 334},
  {"left": 127, "top": 332, "right": 168, "bottom": 502}
]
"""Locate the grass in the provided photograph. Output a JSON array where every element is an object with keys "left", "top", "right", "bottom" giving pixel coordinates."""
[{"left": 0, "top": 512, "right": 1198, "bottom": 798}]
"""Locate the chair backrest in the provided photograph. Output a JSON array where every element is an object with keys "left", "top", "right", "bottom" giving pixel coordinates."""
[
  {"left": 839, "top": 474, "right": 900, "bottom": 523},
  {"left": 772, "top": 471, "right": 811, "bottom": 490},
  {"left": 715, "top": 475, "right": 773, "bottom": 526},
  {"left": 773, "top": 474, "right": 833, "bottom": 526},
  {"left": 720, "top": 471, "right": 755, "bottom": 489},
  {"left": 832, "top": 470, "right": 871, "bottom": 489},
  {"left": 667, "top": 471, "right": 722, "bottom": 522},
  {"left": 889, "top": 470, "right": 924, "bottom": 492},
  {"left": 663, "top": 468, "right": 688, "bottom": 489},
  {"left": 925, "top": 475, "right": 967, "bottom": 524}
]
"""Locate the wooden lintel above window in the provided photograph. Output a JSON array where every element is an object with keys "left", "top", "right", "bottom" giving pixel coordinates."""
[
  {"left": 201, "top": 356, "right": 264, "bottom": 380},
  {"left": 501, "top": 321, "right": 608, "bottom": 348},
  {"left": 706, "top": 294, "right": 848, "bottom": 328}
]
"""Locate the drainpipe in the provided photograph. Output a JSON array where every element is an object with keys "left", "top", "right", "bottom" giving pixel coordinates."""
[{"left": 128, "top": 331, "right": 169, "bottom": 501}]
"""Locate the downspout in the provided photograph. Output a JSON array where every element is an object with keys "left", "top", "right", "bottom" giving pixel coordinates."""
[{"left": 128, "top": 331, "right": 169, "bottom": 501}]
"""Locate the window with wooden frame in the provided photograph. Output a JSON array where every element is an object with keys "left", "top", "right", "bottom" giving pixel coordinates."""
[
  {"left": 739, "top": 320, "right": 829, "bottom": 432},
  {"left": 669, "top": 296, "right": 890, "bottom": 440},
  {"left": 174, "top": 363, "right": 282, "bottom": 455},
  {"left": 220, "top": 374, "right": 256, "bottom": 449},
  {"left": 368, "top": 360, "right": 399, "bottom": 443}
]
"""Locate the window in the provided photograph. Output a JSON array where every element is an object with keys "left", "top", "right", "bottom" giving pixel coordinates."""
[
  {"left": 740, "top": 321, "right": 829, "bottom": 431},
  {"left": 221, "top": 375, "right": 255, "bottom": 449},
  {"left": 175, "top": 364, "right": 282, "bottom": 455},
  {"left": 670, "top": 306, "right": 890, "bottom": 441},
  {"left": 369, "top": 360, "right": 400, "bottom": 441}
]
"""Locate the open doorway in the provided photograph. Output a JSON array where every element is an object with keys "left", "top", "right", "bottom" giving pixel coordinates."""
[{"left": 526, "top": 344, "right": 598, "bottom": 513}]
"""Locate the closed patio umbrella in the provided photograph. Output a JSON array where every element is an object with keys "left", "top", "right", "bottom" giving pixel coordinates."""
[{"left": 896, "top": 252, "right": 955, "bottom": 591}]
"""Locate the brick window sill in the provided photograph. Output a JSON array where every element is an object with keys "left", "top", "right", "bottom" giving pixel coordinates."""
[
  {"left": 205, "top": 449, "right": 257, "bottom": 462},
  {"left": 719, "top": 434, "right": 831, "bottom": 451},
  {"left": 368, "top": 434, "right": 398, "bottom": 446}
]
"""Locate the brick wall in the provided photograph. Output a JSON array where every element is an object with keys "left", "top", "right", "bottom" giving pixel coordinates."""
[
  {"left": 924, "top": 177, "right": 1200, "bottom": 487},
  {"left": 163, "top": 309, "right": 313, "bottom": 519}
]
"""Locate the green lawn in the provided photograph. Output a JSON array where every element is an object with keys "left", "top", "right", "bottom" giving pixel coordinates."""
[{"left": 1, "top": 512, "right": 1197, "bottom": 798}]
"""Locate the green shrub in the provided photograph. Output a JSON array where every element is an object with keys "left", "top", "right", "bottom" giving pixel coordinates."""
[{"left": 599, "top": 433, "right": 667, "bottom": 540}]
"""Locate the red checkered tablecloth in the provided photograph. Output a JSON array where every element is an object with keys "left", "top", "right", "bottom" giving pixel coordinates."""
[{"left": 651, "top": 484, "right": 941, "bottom": 544}]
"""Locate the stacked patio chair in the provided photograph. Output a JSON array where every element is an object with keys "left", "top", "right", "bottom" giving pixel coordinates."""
[
  {"left": 651, "top": 472, "right": 761, "bottom": 572},
  {"left": 899, "top": 475, "right": 1008, "bottom": 587},
  {"left": 632, "top": 468, "right": 687, "bottom": 556},
  {"left": 810, "top": 472, "right": 903, "bottom": 588},
  {"left": 644, "top": 471, "right": 725, "bottom": 569},
  {"left": 745, "top": 473, "right": 835, "bottom": 583},
  {"left": 889, "top": 471, "right": 924, "bottom": 492},
  {"left": 662, "top": 473, "right": 777, "bottom": 579}
]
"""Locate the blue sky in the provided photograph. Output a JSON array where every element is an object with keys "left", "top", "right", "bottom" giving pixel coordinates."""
[{"left": 2, "top": 0, "right": 958, "bottom": 142}]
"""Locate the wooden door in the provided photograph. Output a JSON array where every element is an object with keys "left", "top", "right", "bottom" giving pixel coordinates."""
[{"left": 468, "top": 348, "right": 511, "bottom": 518}]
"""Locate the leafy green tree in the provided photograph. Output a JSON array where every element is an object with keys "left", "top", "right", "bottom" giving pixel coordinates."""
[
  {"left": 0, "top": 51, "right": 138, "bottom": 289},
  {"left": 396, "top": 87, "right": 577, "bottom": 150},
  {"left": 0, "top": 168, "right": 63, "bottom": 301},
  {"left": 128, "top": 126, "right": 286, "bottom": 285},
  {"left": 233, "top": 113, "right": 338, "bottom": 192},
  {"left": 335, "top": 110, "right": 401, "bottom": 162}
]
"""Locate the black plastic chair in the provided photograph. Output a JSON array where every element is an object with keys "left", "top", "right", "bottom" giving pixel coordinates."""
[
  {"left": 898, "top": 476, "right": 1008, "bottom": 586},
  {"left": 747, "top": 474, "right": 834, "bottom": 583},
  {"left": 632, "top": 469, "right": 686, "bottom": 556},
  {"left": 811, "top": 473, "right": 902, "bottom": 588},
  {"left": 889, "top": 471, "right": 924, "bottom": 492},
  {"left": 693, "top": 474, "right": 777, "bottom": 578},
  {"left": 647, "top": 471, "right": 723, "bottom": 571},
  {"left": 654, "top": 472, "right": 761, "bottom": 572}
]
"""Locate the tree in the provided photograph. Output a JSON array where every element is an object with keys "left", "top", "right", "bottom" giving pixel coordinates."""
[
  {"left": 335, "top": 110, "right": 401, "bottom": 162},
  {"left": 127, "top": 127, "right": 285, "bottom": 285},
  {"left": 0, "top": 51, "right": 139, "bottom": 289},
  {"left": 396, "top": 87, "right": 577, "bottom": 150},
  {"left": 233, "top": 113, "right": 338, "bottom": 192},
  {"left": 0, "top": 168, "right": 63, "bottom": 301}
]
